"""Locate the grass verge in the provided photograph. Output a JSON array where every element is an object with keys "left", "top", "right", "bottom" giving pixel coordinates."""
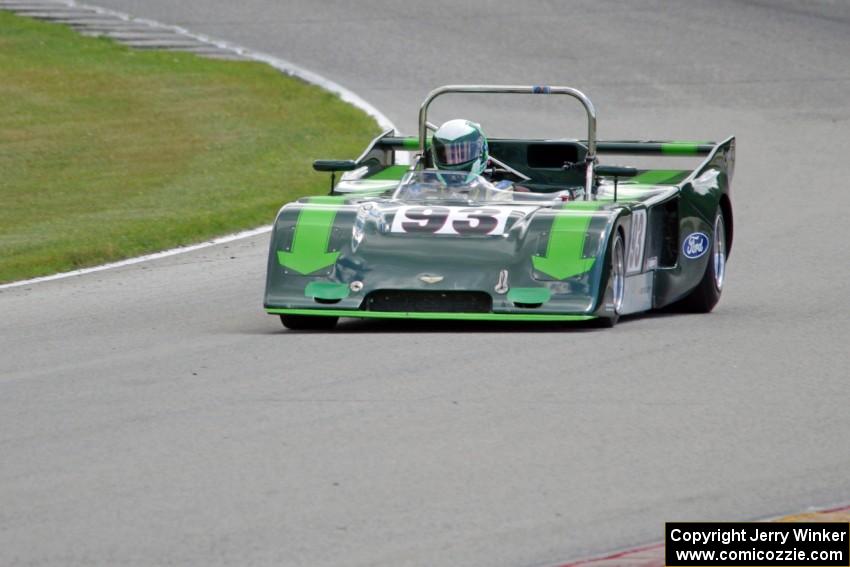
[{"left": 0, "top": 11, "right": 379, "bottom": 283}]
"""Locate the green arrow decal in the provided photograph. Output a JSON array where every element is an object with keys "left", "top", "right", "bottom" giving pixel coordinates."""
[
  {"left": 532, "top": 203, "right": 604, "bottom": 280},
  {"left": 277, "top": 207, "right": 340, "bottom": 275}
]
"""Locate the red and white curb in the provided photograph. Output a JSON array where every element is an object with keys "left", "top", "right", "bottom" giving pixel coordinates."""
[
  {"left": 0, "top": 0, "right": 397, "bottom": 291},
  {"left": 558, "top": 542, "right": 664, "bottom": 567},
  {"left": 555, "top": 504, "right": 850, "bottom": 567}
]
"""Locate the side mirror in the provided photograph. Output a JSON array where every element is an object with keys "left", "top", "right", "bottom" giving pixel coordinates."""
[
  {"left": 595, "top": 165, "right": 638, "bottom": 177},
  {"left": 595, "top": 165, "right": 638, "bottom": 202},
  {"left": 313, "top": 160, "right": 357, "bottom": 172},
  {"left": 312, "top": 160, "right": 358, "bottom": 195}
]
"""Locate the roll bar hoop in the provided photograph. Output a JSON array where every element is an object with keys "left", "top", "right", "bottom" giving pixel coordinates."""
[{"left": 417, "top": 84, "right": 598, "bottom": 197}]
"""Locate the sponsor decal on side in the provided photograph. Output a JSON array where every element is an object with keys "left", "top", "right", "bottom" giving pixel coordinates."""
[
  {"left": 626, "top": 209, "right": 646, "bottom": 274},
  {"left": 682, "top": 232, "right": 710, "bottom": 259}
]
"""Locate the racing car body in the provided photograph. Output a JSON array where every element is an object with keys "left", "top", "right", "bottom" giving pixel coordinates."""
[{"left": 264, "top": 85, "right": 734, "bottom": 329}]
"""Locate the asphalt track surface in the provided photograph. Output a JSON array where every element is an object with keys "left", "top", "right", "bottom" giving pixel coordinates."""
[{"left": 2, "top": 1, "right": 849, "bottom": 566}]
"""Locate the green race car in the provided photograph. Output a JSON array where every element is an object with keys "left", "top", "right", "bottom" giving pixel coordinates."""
[{"left": 264, "top": 85, "right": 734, "bottom": 329}]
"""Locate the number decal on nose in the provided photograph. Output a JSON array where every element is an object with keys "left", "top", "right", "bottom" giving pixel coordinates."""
[
  {"left": 451, "top": 209, "right": 500, "bottom": 235},
  {"left": 391, "top": 206, "right": 535, "bottom": 235},
  {"left": 399, "top": 207, "right": 450, "bottom": 233}
]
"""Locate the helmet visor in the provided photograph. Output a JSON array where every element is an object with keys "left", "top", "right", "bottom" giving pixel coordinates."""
[{"left": 433, "top": 138, "right": 485, "bottom": 167}]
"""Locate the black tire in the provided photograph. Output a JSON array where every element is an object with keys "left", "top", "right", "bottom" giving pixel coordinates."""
[
  {"left": 593, "top": 228, "right": 626, "bottom": 328},
  {"left": 280, "top": 314, "right": 339, "bottom": 330},
  {"left": 677, "top": 209, "right": 727, "bottom": 313}
]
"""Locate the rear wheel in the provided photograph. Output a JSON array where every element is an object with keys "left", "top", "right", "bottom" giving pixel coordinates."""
[
  {"left": 280, "top": 314, "right": 339, "bottom": 330},
  {"left": 678, "top": 209, "right": 726, "bottom": 313},
  {"left": 594, "top": 229, "right": 625, "bottom": 328}
]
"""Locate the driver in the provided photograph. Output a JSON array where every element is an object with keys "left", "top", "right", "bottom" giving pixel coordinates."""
[
  {"left": 430, "top": 119, "right": 527, "bottom": 195},
  {"left": 430, "top": 119, "right": 490, "bottom": 183}
]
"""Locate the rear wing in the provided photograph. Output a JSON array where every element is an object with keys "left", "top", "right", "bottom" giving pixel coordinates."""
[
  {"left": 597, "top": 137, "right": 735, "bottom": 183},
  {"left": 597, "top": 141, "right": 716, "bottom": 156},
  {"left": 313, "top": 132, "right": 735, "bottom": 193},
  {"left": 364, "top": 135, "right": 735, "bottom": 178},
  {"left": 344, "top": 136, "right": 717, "bottom": 155},
  {"left": 688, "top": 136, "right": 736, "bottom": 184}
]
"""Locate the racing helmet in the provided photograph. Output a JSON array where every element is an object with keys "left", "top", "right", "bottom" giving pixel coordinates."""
[{"left": 430, "top": 119, "right": 489, "bottom": 180}]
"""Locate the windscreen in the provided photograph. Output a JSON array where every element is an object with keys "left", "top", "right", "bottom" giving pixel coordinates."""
[{"left": 392, "top": 170, "right": 559, "bottom": 204}]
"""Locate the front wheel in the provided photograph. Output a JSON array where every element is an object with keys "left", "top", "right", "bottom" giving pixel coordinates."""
[
  {"left": 678, "top": 209, "right": 727, "bottom": 313},
  {"left": 594, "top": 229, "right": 625, "bottom": 328},
  {"left": 280, "top": 314, "right": 339, "bottom": 330}
]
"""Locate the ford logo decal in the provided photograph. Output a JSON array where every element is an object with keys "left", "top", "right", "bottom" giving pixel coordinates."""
[{"left": 682, "top": 232, "right": 710, "bottom": 259}]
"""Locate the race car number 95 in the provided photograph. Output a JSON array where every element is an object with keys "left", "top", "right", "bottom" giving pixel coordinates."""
[{"left": 390, "top": 206, "right": 513, "bottom": 236}]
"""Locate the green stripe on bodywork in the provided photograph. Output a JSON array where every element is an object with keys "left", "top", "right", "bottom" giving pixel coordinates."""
[
  {"left": 302, "top": 189, "right": 386, "bottom": 204},
  {"left": 302, "top": 195, "right": 351, "bottom": 204},
  {"left": 507, "top": 287, "right": 551, "bottom": 305},
  {"left": 631, "top": 169, "right": 689, "bottom": 185},
  {"left": 532, "top": 202, "right": 605, "bottom": 280},
  {"left": 661, "top": 141, "right": 707, "bottom": 155},
  {"left": 267, "top": 308, "right": 593, "bottom": 322},
  {"left": 556, "top": 201, "right": 607, "bottom": 211},
  {"left": 277, "top": 207, "right": 340, "bottom": 275},
  {"left": 368, "top": 165, "right": 409, "bottom": 180},
  {"left": 304, "top": 281, "right": 349, "bottom": 300}
]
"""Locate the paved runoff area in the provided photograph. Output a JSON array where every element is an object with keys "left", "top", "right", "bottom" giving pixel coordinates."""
[{"left": 1, "top": 1, "right": 850, "bottom": 566}]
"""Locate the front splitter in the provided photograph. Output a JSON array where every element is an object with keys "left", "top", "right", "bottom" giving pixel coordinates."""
[{"left": 266, "top": 307, "right": 594, "bottom": 322}]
